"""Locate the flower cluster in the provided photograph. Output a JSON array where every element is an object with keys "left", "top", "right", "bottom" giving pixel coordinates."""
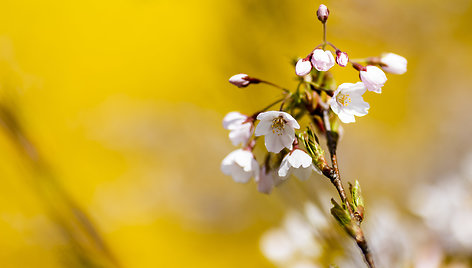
[{"left": 221, "top": 4, "right": 407, "bottom": 195}]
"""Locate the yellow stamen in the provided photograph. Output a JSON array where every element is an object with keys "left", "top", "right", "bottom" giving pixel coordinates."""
[{"left": 337, "top": 93, "right": 352, "bottom": 107}]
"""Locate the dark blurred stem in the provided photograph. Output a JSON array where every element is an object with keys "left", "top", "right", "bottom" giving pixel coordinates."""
[{"left": 321, "top": 109, "right": 375, "bottom": 268}]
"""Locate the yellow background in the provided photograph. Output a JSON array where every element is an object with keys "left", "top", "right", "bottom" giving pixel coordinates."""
[{"left": 0, "top": 0, "right": 470, "bottom": 267}]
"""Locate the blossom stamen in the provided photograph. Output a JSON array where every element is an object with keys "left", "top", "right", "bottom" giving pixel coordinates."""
[
  {"left": 271, "top": 116, "right": 287, "bottom": 136},
  {"left": 336, "top": 93, "right": 352, "bottom": 107}
]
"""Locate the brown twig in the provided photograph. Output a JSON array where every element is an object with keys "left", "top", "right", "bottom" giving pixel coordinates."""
[{"left": 320, "top": 109, "right": 375, "bottom": 268}]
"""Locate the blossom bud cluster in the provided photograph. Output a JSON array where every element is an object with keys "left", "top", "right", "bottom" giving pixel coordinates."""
[{"left": 221, "top": 3, "right": 407, "bottom": 194}]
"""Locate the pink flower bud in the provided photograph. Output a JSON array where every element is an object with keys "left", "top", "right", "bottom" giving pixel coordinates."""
[
  {"left": 336, "top": 50, "right": 349, "bottom": 67},
  {"left": 229, "top": 74, "right": 250, "bottom": 88},
  {"left": 311, "top": 49, "right": 335, "bottom": 72},
  {"left": 295, "top": 59, "right": 313, "bottom": 76},
  {"left": 317, "top": 4, "right": 329, "bottom": 23}
]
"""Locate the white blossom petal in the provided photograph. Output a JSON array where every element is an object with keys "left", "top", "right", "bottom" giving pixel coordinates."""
[
  {"left": 221, "top": 149, "right": 258, "bottom": 183},
  {"left": 360, "top": 66, "right": 387, "bottom": 93}
]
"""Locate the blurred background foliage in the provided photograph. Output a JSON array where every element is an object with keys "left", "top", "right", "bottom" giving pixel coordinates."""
[{"left": 0, "top": 0, "right": 471, "bottom": 267}]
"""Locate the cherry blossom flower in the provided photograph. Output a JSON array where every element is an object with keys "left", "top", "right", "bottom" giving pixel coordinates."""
[
  {"left": 329, "top": 82, "right": 370, "bottom": 123},
  {"left": 221, "top": 149, "right": 259, "bottom": 183},
  {"left": 380, "top": 53, "right": 407, "bottom": 75},
  {"left": 359, "top": 65, "right": 387, "bottom": 93},
  {"left": 311, "top": 49, "right": 335, "bottom": 72},
  {"left": 255, "top": 111, "right": 300, "bottom": 153},
  {"left": 229, "top": 74, "right": 250, "bottom": 88},
  {"left": 222, "top": 112, "right": 252, "bottom": 146},
  {"left": 295, "top": 59, "right": 313, "bottom": 76},
  {"left": 278, "top": 149, "right": 320, "bottom": 181},
  {"left": 336, "top": 50, "right": 349, "bottom": 67}
]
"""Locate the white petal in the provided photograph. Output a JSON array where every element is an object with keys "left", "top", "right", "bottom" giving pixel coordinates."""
[
  {"left": 282, "top": 112, "right": 300, "bottom": 129},
  {"left": 254, "top": 119, "right": 272, "bottom": 136},
  {"left": 337, "top": 110, "right": 356, "bottom": 123},
  {"left": 343, "top": 97, "right": 370, "bottom": 116},
  {"left": 278, "top": 155, "right": 292, "bottom": 178},
  {"left": 292, "top": 166, "right": 313, "bottom": 181},
  {"left": 380, "top": 52, "right": 407, "bottom": 75},
  {"left": 256, "top": 111, "right": 280, "bottom": 121},
  {"left": 288, "top": 149, "right": 313, "bottom": 168},
  {"left": 280, "top": 127, "right": 295, "bottom": 150},
  {"left": 337, "top": 82, "right": 366, "bottom": 95},
  {"left": 265, "top": 133, "right": 285, "bottom": 153},
  {"left": 223, "top": 112, "right": 246, "bottom": 129}
]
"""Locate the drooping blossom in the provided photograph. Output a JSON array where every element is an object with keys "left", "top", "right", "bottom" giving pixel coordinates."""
[
  {"left": 295, "top": 59, "right": 313, "bottom": 76},
  {"left": 359, "top": 65, "right": 387, "bottom": 93},
  {"left": 329, "top": 82, "right": 369, "bottom": 123},
  {"left": 221, "top": 149, "right": 259, "bottom": 183},
  {"left": 222, "top": 112, "right": 252, "bottom": 146},
  {"left": 255, "top": 111, "right": 300, "bottom": 153},
  {"left": 229, "top": 74, "right": 250, "bottom": 88},
  {"left": 336, "top": 50, "right": 349, "bottom": 67},
  {"left": 311, "top": 49, "right": 335, "bottom": 72},
  {"left": 380, "top": 53, "right": 407, "bottom": 75},
  {"left": 278, "top": 149, "right": 320, "bottom": 181}
]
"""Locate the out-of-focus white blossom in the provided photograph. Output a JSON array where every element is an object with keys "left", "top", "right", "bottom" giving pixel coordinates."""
[
  {"left": 311, "top": 49, "right": 335, "bottom": 72},
  {"left": 380, "top": 53, "right": 407, "bottom": 75},
  {"left": 278, "top": 149, "right": 320, "bottom": 181},
  {"left": 222, "top": 112, "right": 252, "bottom": 146},
  {"left": 221, "top": 149, "right": 259, "bottom": 183},
  {"left": 260, "top": 211, "right": 321, "bottom": 267},
  {"left": 255, "top": 111, "right": 300, "bottom": 153},
  {"left": 295, "top": 59, "right": 313, "bottom": 76},
  {"left": 329, "top": 82, "right": 369, "bottom": 123},
  {"left": 360, "top": 66, "right": 387, "bottom": 93},
  {"left": 229, "top": 73, "right": 250, "bottom": 88}
]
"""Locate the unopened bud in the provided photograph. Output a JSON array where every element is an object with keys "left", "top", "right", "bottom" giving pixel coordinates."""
[
  {"left": 229, "top": 74, "right": 250, "bottom": 88},
  {"left": 295, "top": 59, "right": 313, "bottom": 76},
  {"left": 336, "top": 50, "right": 349, "bottom": 67},
  {"left": 317, "top": 4, "right": 329, "bottom": 23}
]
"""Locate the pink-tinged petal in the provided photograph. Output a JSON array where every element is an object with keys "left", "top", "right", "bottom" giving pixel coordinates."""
[
  {"left": 295, "top": 59, "right": 313, "bottom": 76},
  {"left": 255, "top": 119, "right": 272, "bottom": 136},
  {"left": 360, "top": 66, "right": 387, "bottom": 93},
  {"left": 229, "top": 74, "right": 250, "bottom": 88}
]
